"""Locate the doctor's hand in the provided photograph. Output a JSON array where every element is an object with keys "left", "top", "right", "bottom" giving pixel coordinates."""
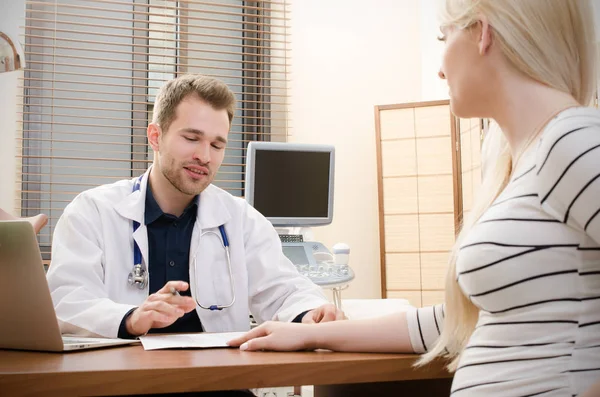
[
  {"left": 125, "top": 281, "right": 196, "bottom": 336},
  {"left": 228, "top": 321, "right": 317, "bottom": 352},
  {"left": 302, "top": 303, "right": 346, "bottom": 324}
]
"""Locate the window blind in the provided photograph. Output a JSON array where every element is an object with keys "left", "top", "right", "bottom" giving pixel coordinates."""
[{"left": 18, "top": 0, "right": 291, "bottom": 263}]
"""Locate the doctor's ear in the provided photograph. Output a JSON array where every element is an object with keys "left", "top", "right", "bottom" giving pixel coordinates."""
[{"left": 147, "top": 123, "right": 161, "bottom": 152}]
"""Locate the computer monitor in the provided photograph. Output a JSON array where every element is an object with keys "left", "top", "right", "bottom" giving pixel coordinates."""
[{"left": 244, "top": 142, "right": 335, "bottom": 227}]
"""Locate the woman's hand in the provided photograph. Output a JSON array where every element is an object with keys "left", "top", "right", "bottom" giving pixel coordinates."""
[{"left": 227, "top": 321, "right": 318, "bottom": 352}]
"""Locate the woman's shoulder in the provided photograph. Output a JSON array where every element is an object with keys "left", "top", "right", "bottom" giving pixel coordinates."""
[
  {"left": 534, "top": 106, "right": 600, "bottom": 232},
  {"left": 539, "top": 106, "right": 600, "bottom": 151},
  {"left": 536, "top": 106, "right": 600, "bottom": 170}
]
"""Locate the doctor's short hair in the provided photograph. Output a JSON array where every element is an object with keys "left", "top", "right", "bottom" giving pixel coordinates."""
[{"left": 152, "top": 74, "right": 236, "bottom": 132}]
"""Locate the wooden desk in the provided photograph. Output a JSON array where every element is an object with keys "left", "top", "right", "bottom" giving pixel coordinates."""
[{"left": 0, "top": 346, "right": 452, "bottom": 396}]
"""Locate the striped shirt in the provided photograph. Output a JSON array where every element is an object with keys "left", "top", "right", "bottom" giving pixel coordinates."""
[{"left": 406, "top": 107, "right": 600, "bottom": 396}]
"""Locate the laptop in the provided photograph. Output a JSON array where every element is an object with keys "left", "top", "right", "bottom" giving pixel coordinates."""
[{"left": 0, "top": 220, "right": 138, "bottom": 352}]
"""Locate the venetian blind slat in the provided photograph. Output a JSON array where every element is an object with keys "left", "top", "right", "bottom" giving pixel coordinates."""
[{"left": 19, "top": 0, "right": 291, "bottom": 261}]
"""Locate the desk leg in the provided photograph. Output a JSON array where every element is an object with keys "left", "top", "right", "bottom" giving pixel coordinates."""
[{"left": 313, "top": 378, "right": 452, "bottom": 397}]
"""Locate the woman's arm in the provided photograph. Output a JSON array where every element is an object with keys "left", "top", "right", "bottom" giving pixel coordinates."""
[
  {"left": 228, "top": 311, "right": 414, "bottom": 353},
  {"left": 579, "top": 379, "right": 600, "bottom": 397}
]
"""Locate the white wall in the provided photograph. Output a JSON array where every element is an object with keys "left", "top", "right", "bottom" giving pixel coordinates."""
[
  {"left": 420, "top": 0, "right": 449, "bottom": 101},
  {"left": 0, "top": 0, "right": 25, "bottom": 215},
  {"left": 595, "top": 1, "right": 600, "bottom": 41},
  {"left": 288, "top": 0, "right": 446, "bottom": 299}
]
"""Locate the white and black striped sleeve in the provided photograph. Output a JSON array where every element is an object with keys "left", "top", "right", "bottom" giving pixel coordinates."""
[
  {"left": 535, "top": 121, "right": 600, "bottom": 245},
  {"left": 405, "top": 304, "right": 445, "bottom": 354}
]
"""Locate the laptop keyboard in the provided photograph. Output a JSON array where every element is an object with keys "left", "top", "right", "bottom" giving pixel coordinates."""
[
  {"left": 62, "top": 336, "right": 119, "bottom": 344},
  {"left": 64, "top": 338, "right": 94, "bottom": 344}
]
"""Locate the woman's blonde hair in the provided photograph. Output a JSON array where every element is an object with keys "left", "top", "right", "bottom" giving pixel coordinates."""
[{"left": 417, "top": 0, "right": 597, "bottom": 371}]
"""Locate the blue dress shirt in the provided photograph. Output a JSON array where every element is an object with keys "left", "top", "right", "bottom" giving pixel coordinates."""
[{"left": 118, "top": 186, "right": 201, "bottom": 338}]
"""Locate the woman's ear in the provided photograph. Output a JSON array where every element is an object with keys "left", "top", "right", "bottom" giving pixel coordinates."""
[
  {"left": 478, "top": 16, "right": 493, "bottom": 55},
  {"left": 147, "top": 123, "right": 161, "bottom": 152}
]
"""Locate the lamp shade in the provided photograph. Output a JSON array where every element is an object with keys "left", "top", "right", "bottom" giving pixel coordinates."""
[{"left": 0, "top": 32, "right": 23, "bottom": 73}]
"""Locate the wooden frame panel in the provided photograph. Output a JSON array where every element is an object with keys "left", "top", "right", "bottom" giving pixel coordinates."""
[
  {"left": 381, "top": 140, "right": 417, "bottom": 177},
  {"left": 376, "top": 100, "right": 482, "bottom": 306},
  {"left": 385, "top": 253, "right": 421, "bottom": 290},
  {"left": 383, "top": 177, "right": 418, "bottom": 214}
]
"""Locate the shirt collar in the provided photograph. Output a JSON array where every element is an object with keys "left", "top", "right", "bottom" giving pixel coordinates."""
[{"left": 144, "top": 184, "right": 198, "bottom": 225}]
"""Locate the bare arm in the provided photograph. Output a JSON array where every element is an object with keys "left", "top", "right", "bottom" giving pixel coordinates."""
[
  {"left": 314, "top": 311, "right": 414, "bottom": 353},
  {"left": 228, "top": 311, "right": 415, "bottom": 353},
  {"left": 580, "top": 380, "right": 600, "bottom": 397}
]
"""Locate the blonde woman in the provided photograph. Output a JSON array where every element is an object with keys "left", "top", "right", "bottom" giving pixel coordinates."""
[{"left": 229, "top": 0, "right": 600, "bottom": 395}]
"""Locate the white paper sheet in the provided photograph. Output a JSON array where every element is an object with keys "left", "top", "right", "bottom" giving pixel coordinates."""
[{"left": 139, "top": 331, "right": 247, "bottom": 351}]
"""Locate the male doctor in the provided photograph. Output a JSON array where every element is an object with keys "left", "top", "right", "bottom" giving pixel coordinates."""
[{"left": 47, "top": 74, "right": 343, "bottom": 340}]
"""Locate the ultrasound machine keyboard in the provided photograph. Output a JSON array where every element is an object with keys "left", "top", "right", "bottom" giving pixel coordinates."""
[{"left": 279, "top": 234, "right": 304, "bottom": 243}]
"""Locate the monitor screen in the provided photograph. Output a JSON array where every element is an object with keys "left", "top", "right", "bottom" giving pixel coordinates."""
[{"left": 245, "top": 142, "right": 335, "bottom": 226}]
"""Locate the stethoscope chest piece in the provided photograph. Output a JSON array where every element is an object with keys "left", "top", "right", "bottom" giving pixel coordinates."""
[{"left": 128, "top": 263, "right": 148, "bottom": 289}]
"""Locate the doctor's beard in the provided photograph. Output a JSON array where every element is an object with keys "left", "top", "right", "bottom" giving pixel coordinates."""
[{"left": 160, "top": 159, "right": 215, "bottom": 196}]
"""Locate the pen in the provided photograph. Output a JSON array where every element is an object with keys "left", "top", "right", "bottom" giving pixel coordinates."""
[{"left": 169, "top": 287, "right": 180, "bottom": 296}]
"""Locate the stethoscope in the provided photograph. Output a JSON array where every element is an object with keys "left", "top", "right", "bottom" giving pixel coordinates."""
[{"left": 127, "top": 175, "right": 236, "bottom": 311}]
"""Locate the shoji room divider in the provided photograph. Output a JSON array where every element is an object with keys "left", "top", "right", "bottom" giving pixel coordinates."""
[{"left": 375, "top": 100, "right": 482, "bottom": 307}]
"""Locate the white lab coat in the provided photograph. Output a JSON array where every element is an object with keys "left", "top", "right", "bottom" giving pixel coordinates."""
[{"left": 46, "top": 168, "right": 328, "bottom": 338}]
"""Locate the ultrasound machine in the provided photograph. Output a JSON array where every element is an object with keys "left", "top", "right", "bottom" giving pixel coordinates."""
[{"left": 244, "top": 142, "right": 354, "bottom": 308}]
